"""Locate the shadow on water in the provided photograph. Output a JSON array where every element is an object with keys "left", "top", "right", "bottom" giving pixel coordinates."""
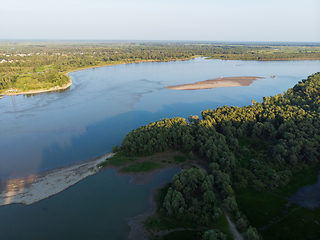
[
  {"left": 38, "top": 100, "right": 226, "bottom": 172},
  {"left": 0, "top": 168, "right": 181, "bottom": 240}
]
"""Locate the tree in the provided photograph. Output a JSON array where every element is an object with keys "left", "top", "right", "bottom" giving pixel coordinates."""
[
  {"left": 243, "top": 226, "right": 261, "bottom": 240},
  {"left": 202, "top": 229, "right": 226, "bottom": 240}
]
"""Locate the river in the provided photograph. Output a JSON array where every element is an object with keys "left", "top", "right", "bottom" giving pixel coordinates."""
[{"left": 1, "top": 58, "right": 320, "bottom": 239}]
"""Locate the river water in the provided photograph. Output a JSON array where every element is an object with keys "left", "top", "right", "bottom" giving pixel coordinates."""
[
  {"left": 1, "top": 58, "right": 320, "bottom": 180},
  {"left": 1, "top": 58, "right": 320, "bottom": 239}
]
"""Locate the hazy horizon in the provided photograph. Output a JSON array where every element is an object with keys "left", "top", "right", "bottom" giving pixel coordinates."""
[
  {"left": 0, "top": 40, "right": 319, "bottom": 44},
  {"left": 1, "top": 0, "right": 319, "bottom": 42}
]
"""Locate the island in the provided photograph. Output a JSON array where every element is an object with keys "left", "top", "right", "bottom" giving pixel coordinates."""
[
  {"left": 115, "top": 72, "right": 320, "bottom": 240},
  {"left": 165, "top": 76, "right": 264, "bottom": 90},
  {"left": 1, "top": 41, "right": 320, "bottom": 240}
]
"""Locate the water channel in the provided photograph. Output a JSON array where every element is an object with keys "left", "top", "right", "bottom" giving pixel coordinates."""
[{"left": 1, "top": 58, "right": 320, "bottom": 239}]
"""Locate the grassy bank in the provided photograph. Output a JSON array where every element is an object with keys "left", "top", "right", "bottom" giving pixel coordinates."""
[{"left": 235, "top": 165, "right": 320, "bottom": 239}]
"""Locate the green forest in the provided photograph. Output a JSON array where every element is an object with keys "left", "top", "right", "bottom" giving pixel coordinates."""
[
  {"left": 116, "top": 72, "right": 320, "bottom": 239},
  {"left": 1, "top": 41, "right": 320, "bottom": 93}
]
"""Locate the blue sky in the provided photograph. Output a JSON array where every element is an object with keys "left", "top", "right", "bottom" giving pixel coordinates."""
[{"left": 1, "top": 0, "right": 319, "bottom": 42}]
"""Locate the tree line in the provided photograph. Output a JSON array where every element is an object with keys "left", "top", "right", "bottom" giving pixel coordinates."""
[
  {"left": 1, "top": 42, "right": 319, "bottom": 92},
  {"left": 119, "top": 72, "right": 320, "bottom": 239}
]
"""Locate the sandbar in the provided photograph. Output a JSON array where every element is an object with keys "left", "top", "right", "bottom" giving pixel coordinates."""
[
  {"left": 165, "top": 76, "right": 264, "bottom": 90},
  {"left": 0, "top": 152, "right": 112, "bottom": 206}
]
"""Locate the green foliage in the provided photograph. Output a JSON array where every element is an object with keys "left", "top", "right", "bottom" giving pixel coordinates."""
[
  {"left": 235, "top": 188, "right": 288, "bottom": 228},
  {"left": 243, "top": 226, "right": 261, "bottom": 240},
  {"left": 120, "top": 117, "right": 192, "bottom": 155},
  {"left": 120, "top": 162, "right": 162, "bottom": 172},
  {"left": 1, "top": 42, "right": 320, "bottom": 93},
  {"left": 145, "top": 213, "right": 199, "bottom": 232},
  {"left": 202, "top": 229, "right": 227, "bottom": 240},
  {"left": 188, "top": 151, "right": 196, "bottom": 160},
  {"left": 174, "top": 156, "right": 187, "bottom": 162},
  {"left": 271, "top": 165, "right": 320, "bottom": 197},
  {"left": 111, "top": 145, "right": 119, "bottom": 153},
  {"left": 97, "top": 160, "right": 108, "bottom": 167},
  {"left": 260, "top": 207, "right": 320, "bottom": 240},
  {"left": 107, "top": 156, "right": 136, "bottom": 166},
  {"left": 161, "top": 230, "right": 203, "bottom": 240},
  {"left": 116, "top": 68, "right": 320, "bottom": 238},
  {"left": 163, "top": 168, "right": 222, "bottom": 226}
]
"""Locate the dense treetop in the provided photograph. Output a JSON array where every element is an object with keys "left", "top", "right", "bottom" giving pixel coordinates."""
[{"left": 119, "top": 72, "right": 320, "bottom": 239}]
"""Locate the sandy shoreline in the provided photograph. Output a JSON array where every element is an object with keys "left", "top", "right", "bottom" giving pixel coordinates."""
[
  {"left": 0, "top": 152, "right": 112, "bottom": 206},
  {"left": 165, "top": 76, "right": 264, "bottom": 90},
  {"left": 1, "top": 57, "right": 198, "bottom": 97},
  {"left": 1, "top": 79, "right": 72, "bottom": 96},
  {"left": 0, "top": 149, "right": 208, "bottom": 239}
]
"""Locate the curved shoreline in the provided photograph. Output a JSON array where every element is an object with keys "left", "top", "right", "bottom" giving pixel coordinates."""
[
  {"left": 1, "top": 79, "right": 72, "bottom": 96},
  {"left": 0, "top": 57, "right": 317, "bottom": 96},
  {"left": 0, "top": 150, "right": 194, "bottom": 206},
  {"left": 0, "top": 57, "right": 195, "bottom": 97},
  {"left": 128, "top": 182, "right": 166, "bottom": 240},
  {"left": 165, "top": 76, "right": 264, "bottom": 90},
  {"left": 0, "top": 152, "right": 113, "bottom": 206}
]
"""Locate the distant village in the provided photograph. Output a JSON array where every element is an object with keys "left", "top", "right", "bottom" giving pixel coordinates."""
[{"left": 0, "top": 51, "right": 97, "bottom": 64}]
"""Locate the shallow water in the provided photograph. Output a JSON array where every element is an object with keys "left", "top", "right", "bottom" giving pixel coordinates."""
[
  {"left": 0, "top": 167, "right": 181, "bottom": 240},
  {"left": 1, "top": 58, "right": 320, "bottom": 239},
  {"left": 1, "top": 58, "right": 320, "bottom": 180}
]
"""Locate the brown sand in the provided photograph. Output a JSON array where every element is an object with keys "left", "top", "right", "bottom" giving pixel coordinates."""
[
  {"left": 165, "top": 76, "right": 264, "bottom": 90},
  {"left": 0, "top": 152, "right": 112, "bottom": 206},
  {"left": 0, "top": 150, "right": 209, "bottom": 239}
]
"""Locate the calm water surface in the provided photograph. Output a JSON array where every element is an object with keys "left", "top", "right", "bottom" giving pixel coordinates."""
[
  {"left": 1, "top": 58, "right": 320, "bottom": 180},
  {"left": 0, "top": 168, "right": 181, "bottom": 240},
  {"left": 1, "top": 58, "right": 320, "bottom": 239}
]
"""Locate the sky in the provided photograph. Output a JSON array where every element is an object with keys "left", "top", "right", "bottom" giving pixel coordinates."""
[{"left": 1, "top": 0, "right": 319, "bottom": 42}]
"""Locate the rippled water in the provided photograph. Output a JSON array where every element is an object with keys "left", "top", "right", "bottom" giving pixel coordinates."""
[{"left": 1, "top": 58, "right": 320, "bottom": 180}]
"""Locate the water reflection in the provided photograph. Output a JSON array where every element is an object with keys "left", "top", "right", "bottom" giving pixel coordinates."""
[
  {"left": 0, "top": 174, "right": 36, "bottom": 205},
  {"left": 1, "top": 58, "right": 320, "bottom": 180},
  {"left": 0, "top": 168, "right": 181, "bottom": 240}
]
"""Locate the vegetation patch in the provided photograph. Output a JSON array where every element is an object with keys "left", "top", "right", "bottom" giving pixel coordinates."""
[
  {"left": 155, "top": 230, "right": 204, "bottom": 240},
  {"left": 235, "top": 188, "right": 288, "bottom": 228},
  {"left": 174, "top": 156, "right": 187, "bottom": 162},
  {"left": 108, "top": 156, "right": 136, "bottom": 166},
  {"left": 260, "top": 207, "right": 320, "bottom": 240},
  {"left": 272, "top": 165, "right": 320, "bottom": 197},
  {"left": 120, "top": 162, "right": 162, "bottom": 173},
  {"left": 146, "top": 182, "right": 232, "bottom": 240},
  {"left": 145, "top": 214, "right": 199, "bottom": 232},
  {"left": 97, "top": 156, "right": 136, "bottom": 167}
]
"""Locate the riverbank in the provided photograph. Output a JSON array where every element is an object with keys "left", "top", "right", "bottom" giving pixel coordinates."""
[
  {"left": 0, "top": 149, "right": 203, "bottom": 207},
  {"left": 64, "top": 57, "right": 198, "bottom": 76},
  {"left": 165, "top": 76, "right": 264, "bottom": 90},
  {"left": 128, "top": 182, "right": 166, "bottom": 240},
  {"left": 0, "top": 152, "right": 112, "bottom": 206},
  {"left": 99, "top": 149, "right": 208, "bottom": 185},
  {"left": 0, "top": 57, "right": 196, "bottom": 97},
  {"left": 1, "top": 79, "right": 72, "bottom": 96}
]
